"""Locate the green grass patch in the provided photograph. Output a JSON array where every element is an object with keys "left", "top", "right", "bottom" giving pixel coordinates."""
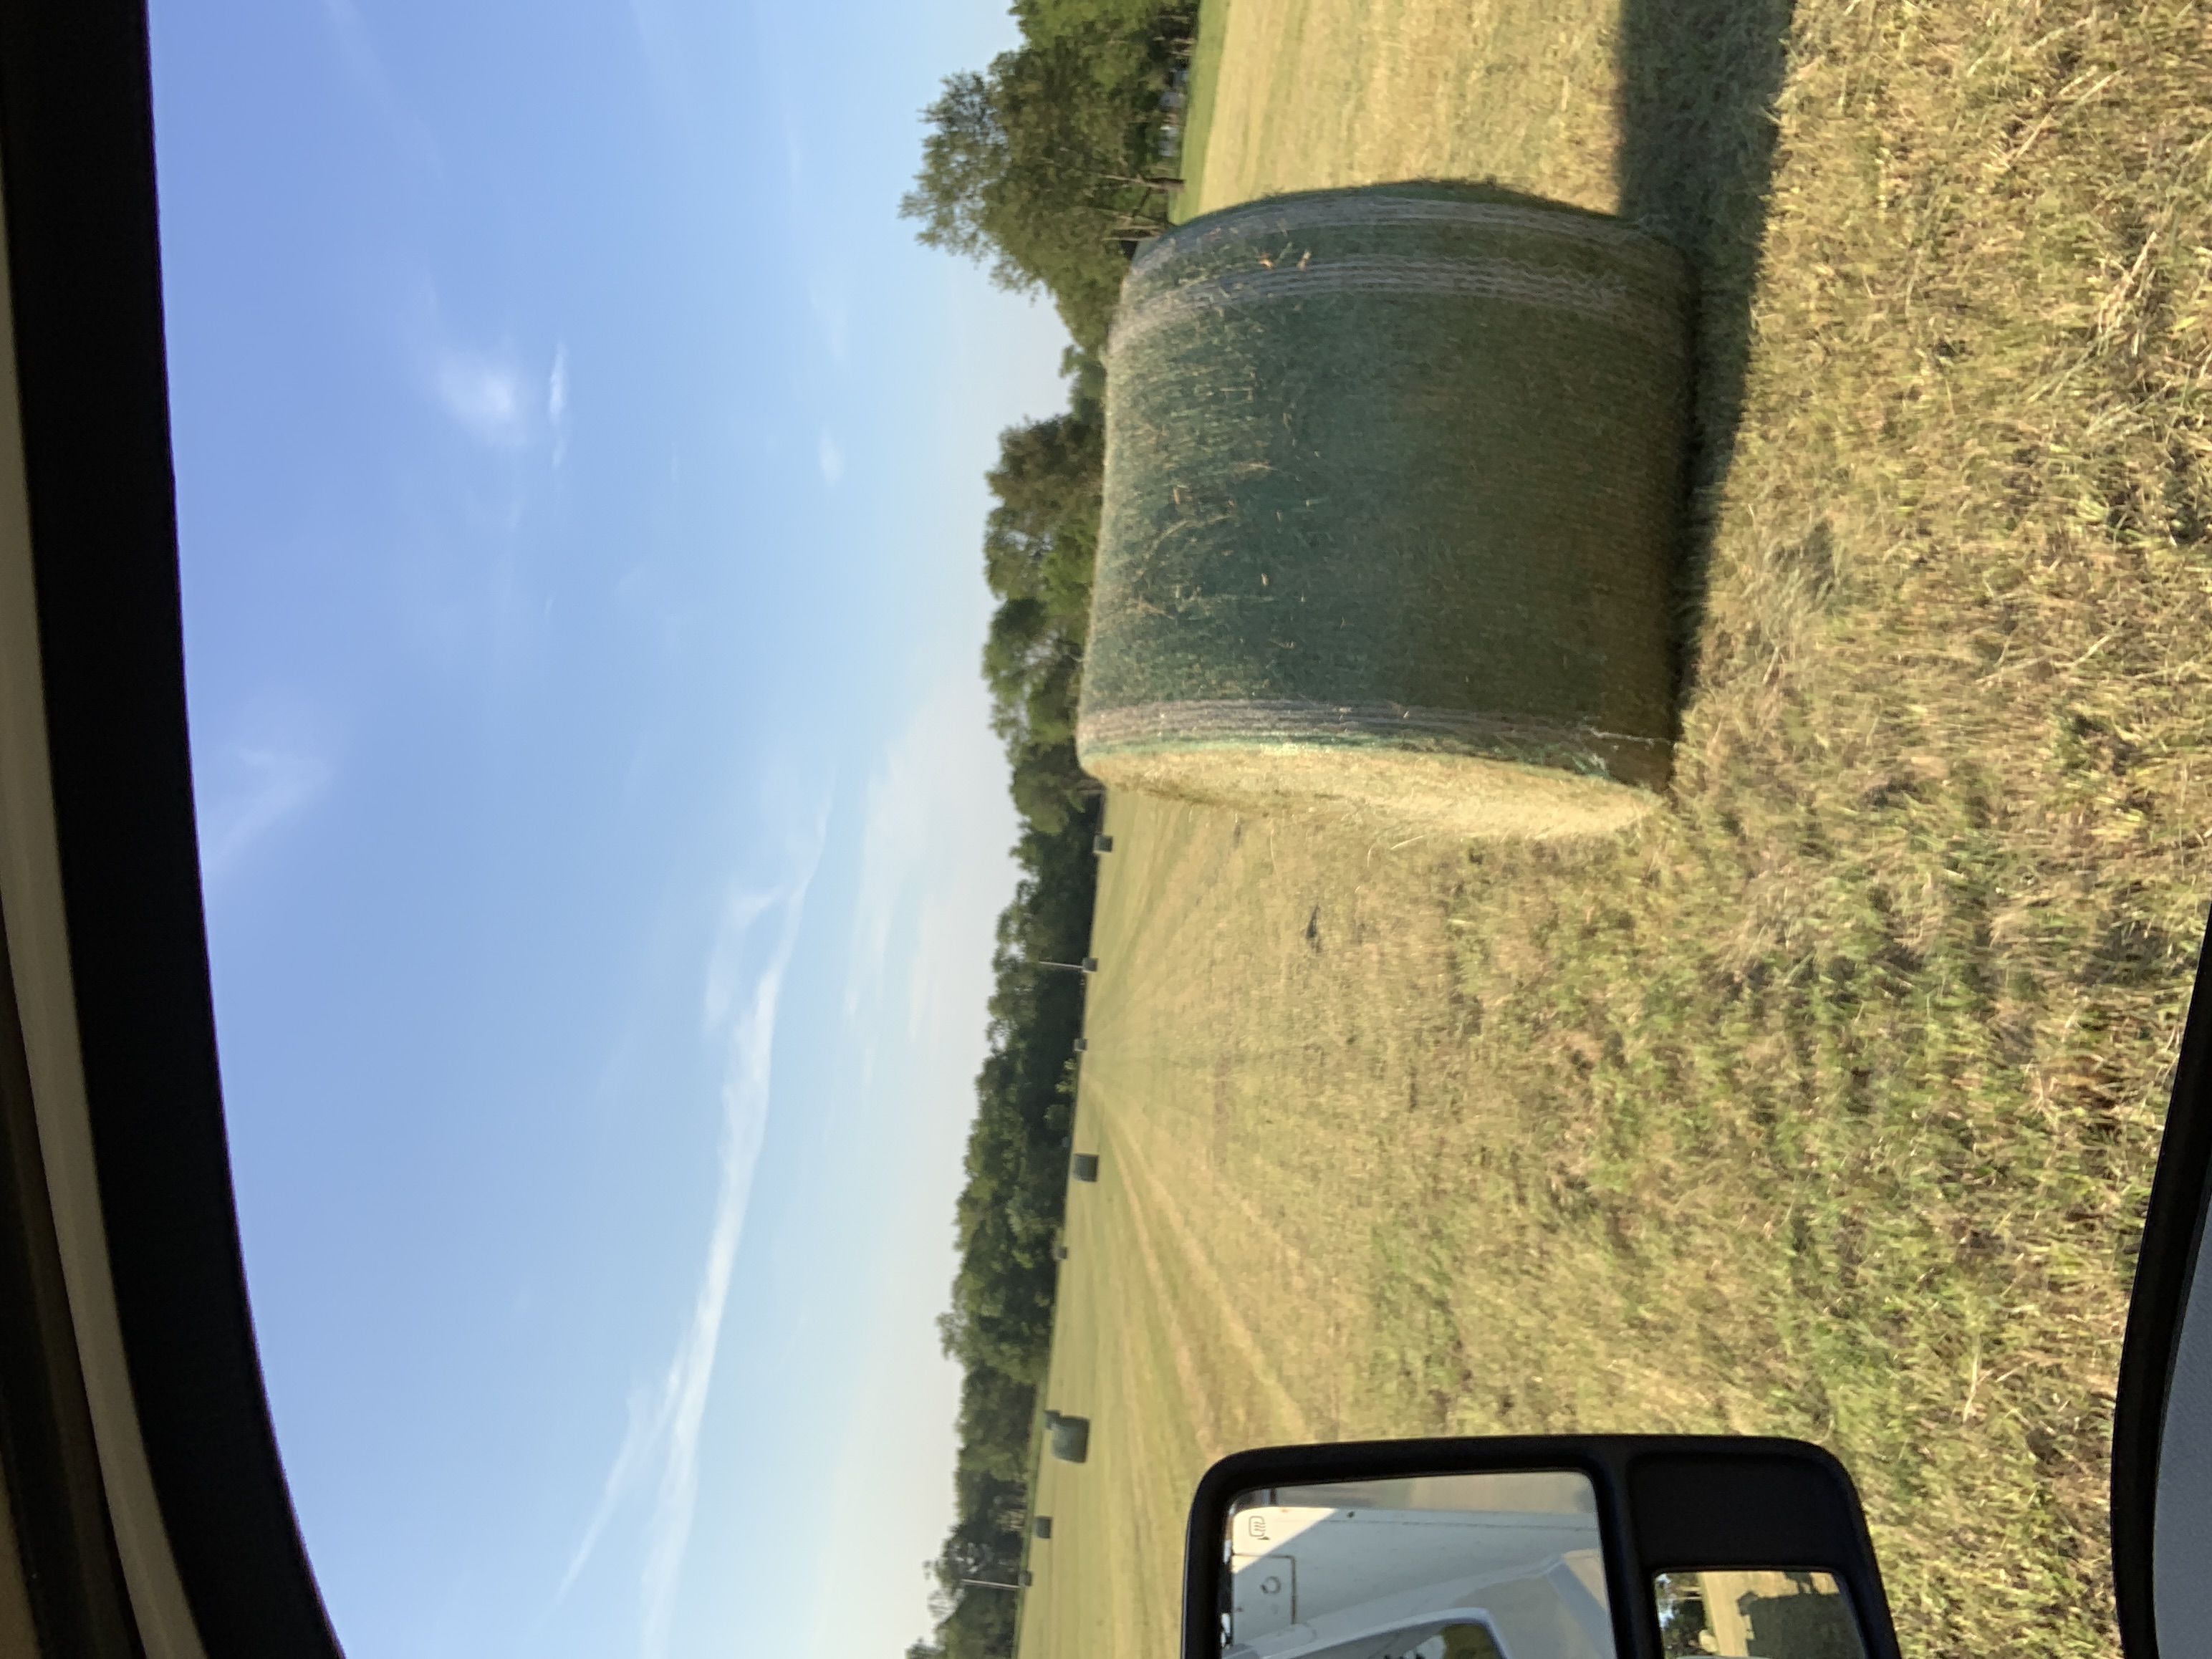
[{"left": 1166, "top": 0, "right": 1227, "bottom": 223}]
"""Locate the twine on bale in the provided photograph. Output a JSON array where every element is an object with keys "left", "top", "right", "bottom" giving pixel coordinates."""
[{"left": 1075, "top": 183, "right": 1694, "bottom": 840}]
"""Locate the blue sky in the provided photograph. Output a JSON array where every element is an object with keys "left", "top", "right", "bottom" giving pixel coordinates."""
[{"left": 147, "top": 1, "right": 1069, "bottom": 1654}]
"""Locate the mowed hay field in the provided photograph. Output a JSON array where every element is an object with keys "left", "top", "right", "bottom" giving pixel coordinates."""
[{"left": 1020, "top": 4, "right": 2212, "bottom": 1659}]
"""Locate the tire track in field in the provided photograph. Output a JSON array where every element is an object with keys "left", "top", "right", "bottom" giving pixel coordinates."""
[
  {"left": 1061, "top": 1097, "right": 1214, "bottom": 1659},
  {"left": 1109, "top": 1087, "right": 1317, "bottom": 1443},
  {"left": 1092, "top": 812, "right": 1364, "bottom": 1379},
  {"left": 1183, "top": 1150, "right": 1365, "bottom": 1436},
  {"left": 1098, "top": 1098, "right": 1228, "bottom": 1467}
]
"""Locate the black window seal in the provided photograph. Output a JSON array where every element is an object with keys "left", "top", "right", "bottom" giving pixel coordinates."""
[{"left": 0, "top": 1, "right": 344, "bottom": 1652}]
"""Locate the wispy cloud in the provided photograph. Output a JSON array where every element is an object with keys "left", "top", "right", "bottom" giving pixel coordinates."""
[
  {"left": 816, "top": 430, "right": 845, "bottom": 487},
  {"left": 436, "top": 350, "right": 532, "bottom": 449},
  {"left": 811, "top": 682, "right": 1018, "bottom": 1658},
  {"left": 193, "top": 697, "right": 335, "bottom": 883},
  {"left": 197, "top": 748, "right": 332, "bottom": 882},
  {"left": 844, "top": 681, "right": 1015, "bottom": 1089},
  {"left": 700, "top": 888, "right": 784, "bottom": 1035},
  {"left": 319, "top": 0, "right": 440, "bottom": 170},
  {"left": 809, "top": 287, "right": 849, "bottom": 367},
  {"left": 548, "top": 344, "right": 569, "bottom": 467},
  {"left": 559, "top": 832, "right": 824, "bottom": 1655},
  {"left": 628, "top": 0, "right": 696, "bottom": 126}
]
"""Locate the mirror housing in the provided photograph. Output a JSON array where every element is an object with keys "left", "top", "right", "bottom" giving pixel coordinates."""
[
  {"left": 2112, "top": 907, "right": 2212, "bottom": 1659},
  {"left": 1183, "top": 1436, "right": 1900, "bottom": 1659}
]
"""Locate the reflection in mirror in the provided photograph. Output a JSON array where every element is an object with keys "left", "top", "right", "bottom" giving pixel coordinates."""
[
  {"left": 1222, "top": 1471, "right": 1612, "bottom": 1659},
  {"left": 1653, "top": 1571, "right": 1865, "bottom": 1659}
]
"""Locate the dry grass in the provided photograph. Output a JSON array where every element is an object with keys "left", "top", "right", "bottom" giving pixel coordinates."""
[
  {"left": 1183, "top": 0, "right": 1622, "bottom": 218},
  {"left": 1029, "top": 2, "right": 2212, "bottom": 1657},
  {"left": 1020, "top": 794, "right": 1491, "bottom": 1659}
]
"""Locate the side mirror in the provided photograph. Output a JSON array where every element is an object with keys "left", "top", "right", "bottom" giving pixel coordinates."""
[
  {"left": 2112, "top": 908, "right": 2212, "bottom": 1659},
  {"left": 1182, "top": 1436, "right": 1900, "bottom": 1659}
]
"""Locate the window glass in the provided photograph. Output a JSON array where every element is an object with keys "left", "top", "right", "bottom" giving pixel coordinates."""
[
  {"left": 146, "top": 1, "right": 1063, "bottom": 1653},
  {"left": 1225, "top": 1472, "right": 1611, "bottom": 1659}
]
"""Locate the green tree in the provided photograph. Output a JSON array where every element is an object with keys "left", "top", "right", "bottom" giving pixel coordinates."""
[
  {"left": 909, "top": 817, "right": 1097, "bottom": 1659},
  {"left": 978, "top": 352, "right": 1106, "bottom": 835},
  {"left": 900, "top": 19, "right": 1191, "bottom": 348}
]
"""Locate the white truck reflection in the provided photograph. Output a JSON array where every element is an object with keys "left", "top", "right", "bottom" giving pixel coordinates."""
[{"left": 1226, "top": 1478, "right": 1613, "bottom": 1659}]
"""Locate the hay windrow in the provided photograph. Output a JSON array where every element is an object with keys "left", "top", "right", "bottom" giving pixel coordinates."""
[{"left": 1077, "top": 181, "right": 1693, "bottom": 837}]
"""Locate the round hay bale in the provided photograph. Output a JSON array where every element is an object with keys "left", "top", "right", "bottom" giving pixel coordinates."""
[
  {"left": 1077, "top": 183, "right": 1693, "bottom": 839},
  {"left": 1049, "top": 1415, "right": 1092, "bottom": 1463},
  {"left": 1071, "top": 1153, "right": 1100, "bottom": 1183}
]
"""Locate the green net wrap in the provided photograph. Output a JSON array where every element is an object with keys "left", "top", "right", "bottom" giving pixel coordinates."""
[{"left": 1077, "top": 183, "right": 1693, "bottom": 838}]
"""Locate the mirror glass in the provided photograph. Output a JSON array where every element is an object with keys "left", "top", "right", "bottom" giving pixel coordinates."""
[
  {"left": 1223, "top": 1471, "right": 1612, "bottom": 1659},
  {"left": 1653, "top": 1571, "right": 1865, "bottom": 1659}
]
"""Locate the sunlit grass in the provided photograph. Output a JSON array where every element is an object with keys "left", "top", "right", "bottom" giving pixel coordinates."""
[
  {"left": 1168, "top": 0, "right": 1229, "bottom": 221},
  {"left": 1182, "top": 0, "right": 1622, "bottom": 219},
  {"left": 1026, "top": 1, "right": 2212, "bottom": 1656}
]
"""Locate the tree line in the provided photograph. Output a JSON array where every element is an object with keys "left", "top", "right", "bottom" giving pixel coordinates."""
[
  {"left": 903, "top": 2, "right": 1193, "bottom": 1655},
  {"left": 901, "top": 0, "right": 1194, "bottom": 352}
]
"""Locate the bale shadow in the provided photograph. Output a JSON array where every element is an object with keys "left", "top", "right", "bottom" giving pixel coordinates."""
[{"left": 1615, "top": 0, "right": 1799, "bottom": 704}]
